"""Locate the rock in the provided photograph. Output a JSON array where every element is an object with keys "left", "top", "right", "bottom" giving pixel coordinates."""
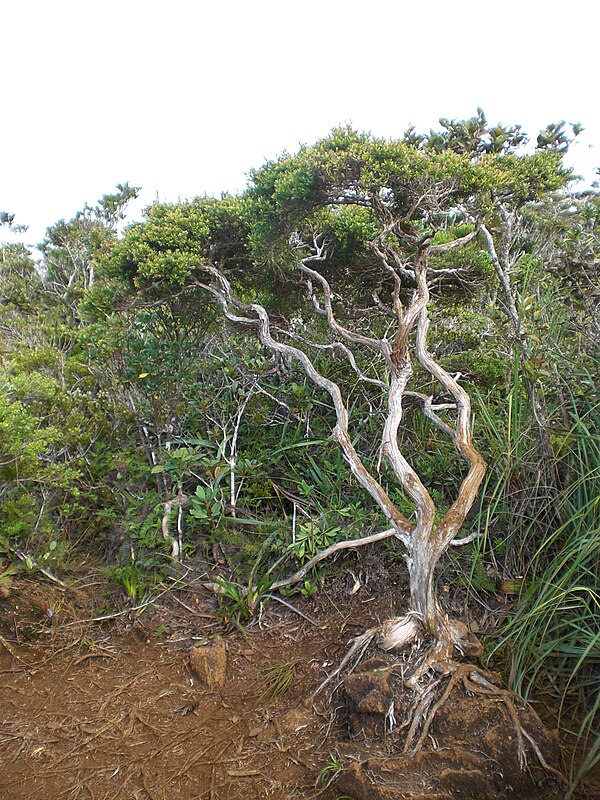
[
  {"left": 344, "top": 670, "right": 395, "bottom": 715},
  {"left": 335, "top": 679, "right": 564, "bottom": 800},
  {"left": 344, "top": 668, "right": 396, "bottom": 739},
  {"left": 189, "top": 636, "right": 227, "bottom": 688},
  {"left": 336, "top": 743, "right": 562, "bottom": 800},
  {"left": 338, "top": 759, "right": 458, "bottom": 800}
]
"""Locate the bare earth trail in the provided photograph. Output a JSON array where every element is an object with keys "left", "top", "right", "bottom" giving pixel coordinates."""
[
  {"left": 0, "top": 573, "right": 392, "bottom": 800},
  {"left": 0, "top": 573, "right": 595, "bottom": 800}
]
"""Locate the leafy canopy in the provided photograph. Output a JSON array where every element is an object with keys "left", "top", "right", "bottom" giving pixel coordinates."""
[{"left": 112, "top": 117, "right": 571, "bottom": 289}]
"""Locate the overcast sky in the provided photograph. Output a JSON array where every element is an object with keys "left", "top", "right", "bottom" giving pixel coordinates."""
[{"left": 2, "top": 0, "right": 598, "bottom": 247}]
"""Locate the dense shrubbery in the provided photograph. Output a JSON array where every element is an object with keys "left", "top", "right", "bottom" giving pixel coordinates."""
[{"left": 0, "top": 119, "right": 597, "bottom": 792}]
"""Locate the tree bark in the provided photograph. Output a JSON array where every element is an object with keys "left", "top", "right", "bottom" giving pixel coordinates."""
[{"left": 195, "top": 238, "right": 487, "bottom": 658}]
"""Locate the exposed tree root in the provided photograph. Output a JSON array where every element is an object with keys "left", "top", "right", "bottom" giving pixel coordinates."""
[
  {"left": 403, "top": 662, "right": 525, "bottom": 759},
  {"left": 308, "top": 627, "right": 378, "bottom": 701},
  {"left": 313, "top": 618, "right": 566, "bottom": 785},
  {"left": 402, "top": 657, "right": 566, "bottom": 786}
]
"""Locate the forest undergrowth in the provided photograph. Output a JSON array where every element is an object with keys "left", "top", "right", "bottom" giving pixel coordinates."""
[{"left": 1, "top": 116, "right": 598, "bottom": 798}]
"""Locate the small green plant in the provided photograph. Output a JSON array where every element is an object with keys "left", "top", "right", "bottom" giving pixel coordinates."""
[
  {"left": 189, "top": 484, "right": 223, "bottom": 524},
  {"left": 300, "top": 579, "right": 318, "bottom": 597},
  {"left": 212, "top": 533, "right": 288, "bottom": 630},
  {"left": 213, "top": 567, "right": 274, "bottom": 631},
  {"left": 0, "top": 563, "right": 17, "bottom": 597},
  {"left": 317, "top": 752, "right": 342, "bottom": 788},
  {"left": 109, "top": 560, "right": 145, "bottom": 602},
  {"left": 259, "top": 661, "right": 296, "bottom": 700},
  {"left": 213, "top": 575, "right": 250, "bottom": 624},
  {"left": 41, "top": 539, "right": 59, "bottom": 563},
  {"left": 289, "top": 520, "right": 341, "bottom": 564}
]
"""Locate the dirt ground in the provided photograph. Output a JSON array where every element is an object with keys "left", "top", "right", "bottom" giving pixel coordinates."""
[{"left": 0, "top": 568, "right": 596, "bottom": 800}]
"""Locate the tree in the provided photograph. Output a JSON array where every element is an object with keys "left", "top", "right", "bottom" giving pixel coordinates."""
[
  {"left": 0, "top": 189, "right": 147, "bottom": 573},
  {"left": 113, "top": 120, "right": 570, "bottom": 742},
  {"left": 40, "top": 183, "right": 139, "bottom": 310}
]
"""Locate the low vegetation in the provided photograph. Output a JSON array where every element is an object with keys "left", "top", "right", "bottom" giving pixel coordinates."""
[{"left": 0, "top": 113, "right": 597, "bottom": 796}]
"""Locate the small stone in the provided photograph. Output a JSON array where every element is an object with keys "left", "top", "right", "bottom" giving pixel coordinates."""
[{"left": 189, "top": 636, "right": 227, "bottom": 688}]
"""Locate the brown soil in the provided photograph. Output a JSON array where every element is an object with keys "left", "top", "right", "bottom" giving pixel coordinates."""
[{"left": 0, "top": 570, "right": 594, "bottom": 800}]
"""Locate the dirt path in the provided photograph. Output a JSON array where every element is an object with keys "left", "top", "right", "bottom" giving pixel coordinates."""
[
  {"left": 0, "top": 574, "right": 389, "bottom": 799},
  {"left": 0, "top": 573, "right": 596, "bottom": 800}
]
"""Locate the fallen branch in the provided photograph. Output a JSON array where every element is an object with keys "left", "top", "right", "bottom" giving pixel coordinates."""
[
  {"left": 263, "top": 594, "right": 325, "bottom": 628},
  {"left": 11, "top": 548, "right": 68, "bottom": 590},
  {"left": 309, "top": 628, "right": 378, "bottom": 701}
]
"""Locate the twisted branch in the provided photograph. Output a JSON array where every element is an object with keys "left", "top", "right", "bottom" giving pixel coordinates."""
[
  {"left": 413, "top": 254, "right": 486, "bottom": 548},
  {"left": 193, "top": 269, "right": 411, "bottom": 542}
]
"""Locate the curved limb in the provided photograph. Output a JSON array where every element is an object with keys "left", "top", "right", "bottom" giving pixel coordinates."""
[
  {"left": 193, "top": 268, "right": 411, "bottom": 541},
  {"left": 276, "top": 328, "right": 388, "bottom": 392},
  {"left": 270, "top": 527, "right": 398, "bottom": 592},
  {"left": 413, "top": 256, "right": 487, "bottom": 549},
  {"left": 298, "top": 257, "right": 392, "bottom": 360}
]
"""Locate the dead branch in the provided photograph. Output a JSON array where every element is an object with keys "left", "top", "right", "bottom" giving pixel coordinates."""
[
  {"left": 299, "top": 257, "right": 391, "bottom": 358},
  {"left": 11, "top": 548, "right": 68, "bottom": 590},
  {"left": 162, "top": 493, "right": 189, "bottom": 560},
  {"left": 428, "top": 226, "right": 480, "bottom": 254},
  {"left": 262, "top": 594, "right": 324, "bottom": 628}
]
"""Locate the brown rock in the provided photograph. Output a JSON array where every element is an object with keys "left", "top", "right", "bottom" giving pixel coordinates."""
[
  {"left": 338, "top": 761, "right": 454, "bottom": 800},
  {"left": 335, "top": 685, "right": 564, "bottom": 800},
  {"left": 189, "top": 636, "right": 227, "bottom": 688},
  {"left": 344, "top": 669, "right": 396, "bottom": 740},
  {"left": 344, "top": 670, "right": 395, "bottom": 715}
]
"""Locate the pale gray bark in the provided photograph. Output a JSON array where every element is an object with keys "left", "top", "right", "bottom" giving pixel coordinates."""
[
  {"left": 187, "top": 185, "right": 490, "bottom": 655},
  {"left": 193, "top": 231, "right": 487, "bottom": 655}
]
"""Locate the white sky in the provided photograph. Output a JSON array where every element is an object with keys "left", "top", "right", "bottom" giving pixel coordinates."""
[{"left": 1, "top": 0, "right": 598, "bottom": 247}]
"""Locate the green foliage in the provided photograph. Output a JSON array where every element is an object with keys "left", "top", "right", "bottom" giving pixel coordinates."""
[
  {"left": 189, "top": 484, "right": 224, "bottom": 525},
  {"left": 259, "top": 661, "right": 296, "bottom": 700},
  {"left": 213, "top": 571, "right": 272, "bottom": 631},
  {"left": 288, "top": 519, "right": 342, "bottom": 564},
  {"left": 0, "top": 243, "right": 44, "bottom": 311},
  {"left": 409, "top": 108, "right": 528, "bottom": 156},
  {"left": 488, "top": 397, "right": 599, "bottom": 792},
  {"left": 110, "top": 195, "right": 248, "bottom": 286},
  {"left": 317, "top": 752, "right": 342, "bottom": 788},
  {"left": 0, "top": 563, "right": 18, "bottom": 594},
  {"left": 108, "top": 559, "right": 148, "bottom": 603},
  {"left": 112, "top": 119, "right": 571, "bottom": 294},
  {"left": 0, "top": 117, "right": 596, "bottom": 789},
  {"left": 39, "top": 183, "right": 139, "bottom": 313}
]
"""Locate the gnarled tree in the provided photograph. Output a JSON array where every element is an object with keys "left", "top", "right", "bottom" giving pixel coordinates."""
[{"left": 113, "top": 122, "right": 569, "bottom": 740}]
